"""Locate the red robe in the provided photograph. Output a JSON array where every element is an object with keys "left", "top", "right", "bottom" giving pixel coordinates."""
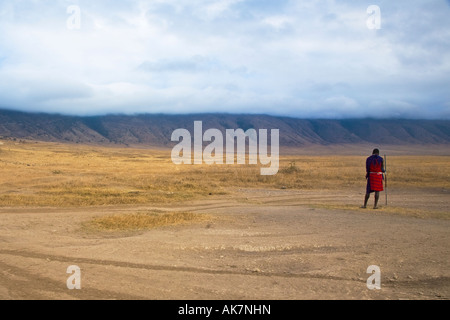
[{"left": 366, "top": 155, "right": 384, "bottom": 193}]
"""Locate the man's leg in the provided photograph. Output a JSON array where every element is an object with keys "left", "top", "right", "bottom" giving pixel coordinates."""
[
  {"left": 374, "top": 191, "right": 380, "bottom": 209},
  {"left": 362, "top": 193, "right": 370, "bottom": 208}
]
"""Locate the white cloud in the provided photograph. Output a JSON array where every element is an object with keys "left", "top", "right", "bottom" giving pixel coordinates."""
[
  {"left": 198, "top": 0, "right": 244, "bottom": 21},
  {"left": 262, "top": 15, "right": 292, "bottom": 30},
  {"left": 0, "top": 0, "right": 449, "bottom": 118}
]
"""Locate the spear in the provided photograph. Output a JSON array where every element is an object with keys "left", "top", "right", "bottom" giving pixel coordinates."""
[{"left": 384, "top": 154, "right": 388, "bottom": 206}]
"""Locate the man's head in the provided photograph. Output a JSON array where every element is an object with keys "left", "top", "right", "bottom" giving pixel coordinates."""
[{"left": 372, "top": 148, "right": 380, "bottom": 155}]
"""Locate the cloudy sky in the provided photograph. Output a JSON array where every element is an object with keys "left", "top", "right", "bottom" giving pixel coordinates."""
[{"left": 0, "top": 0, "right": 449, "bottom": 118}]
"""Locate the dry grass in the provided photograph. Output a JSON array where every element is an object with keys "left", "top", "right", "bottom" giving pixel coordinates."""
[
  {"left": 83, "top": 210, "right": 212, "bottom": 232},
  {"left": 0, "top": 140, "right": 449, "bottom": 207}
]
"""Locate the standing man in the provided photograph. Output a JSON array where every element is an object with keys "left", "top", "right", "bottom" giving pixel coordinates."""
[{"left": 362, "top": 148, "right": 385, "bottom": 209}]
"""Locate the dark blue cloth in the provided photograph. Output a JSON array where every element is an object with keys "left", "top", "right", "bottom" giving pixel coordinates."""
[
  {"left": 366, "top": 155, "right": 385, "bottom": 194},
  {"left": 366, "top": 155, "right": 385, "bottom": 176}
]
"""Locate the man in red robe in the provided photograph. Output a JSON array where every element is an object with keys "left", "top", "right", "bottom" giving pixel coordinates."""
[{"left": 362, "top": 148, "right": 385, "bottom": 209}]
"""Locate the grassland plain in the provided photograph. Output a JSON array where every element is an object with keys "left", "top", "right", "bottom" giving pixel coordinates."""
[
  {"left": 1, "top": 139, "right": 449, "bottom": 210},
  {"left": 0, "top": 139, "right": 449, "bottom": 300}
]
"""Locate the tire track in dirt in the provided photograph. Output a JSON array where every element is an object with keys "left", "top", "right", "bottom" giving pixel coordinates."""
[
  {"left": 0, "top": 249, "right": 354, "bottom": 283},
  {"left": 0, "top": 260, "right": 144, "bottom": 300}
]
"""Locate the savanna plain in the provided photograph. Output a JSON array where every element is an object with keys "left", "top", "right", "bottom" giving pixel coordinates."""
[{"left": 0, "top": 140, "right": 449, "bottom": 300}]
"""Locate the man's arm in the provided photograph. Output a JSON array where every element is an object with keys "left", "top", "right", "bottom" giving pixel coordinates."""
[{"left": 366, "top": 157, "right": 370, "bottom": 179}]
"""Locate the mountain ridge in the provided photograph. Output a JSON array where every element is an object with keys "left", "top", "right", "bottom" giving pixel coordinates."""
[{"left": 0, "top": 109, "right": 449, "bottom": 146}]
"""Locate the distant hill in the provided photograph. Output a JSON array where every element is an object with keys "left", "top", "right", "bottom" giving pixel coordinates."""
[{"left": 0, "top": 109, "right": 449, "bottom": 147}]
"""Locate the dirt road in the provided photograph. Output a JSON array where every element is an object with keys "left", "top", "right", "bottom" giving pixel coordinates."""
[{"left": 0, "top": 188, "right": 449, "bottom": 300}]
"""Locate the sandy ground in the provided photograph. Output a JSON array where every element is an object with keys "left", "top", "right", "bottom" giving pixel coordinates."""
[{"left": 0, "top": 188, "right": 449, "bottom": 300}]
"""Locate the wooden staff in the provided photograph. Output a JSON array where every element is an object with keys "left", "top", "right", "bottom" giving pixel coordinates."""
[{"left": 384, "top": 154, "right": 388, "bottom": 206}]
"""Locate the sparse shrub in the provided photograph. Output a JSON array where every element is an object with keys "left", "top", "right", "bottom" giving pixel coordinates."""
[{"left": 280, "top": 161, "right": 301, "bottom": 174}]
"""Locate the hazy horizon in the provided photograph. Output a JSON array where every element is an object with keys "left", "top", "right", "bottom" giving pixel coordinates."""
[
  {"left": 3, "top": 107, "right": 450, "bottom": 121},
  {"left": 0, "top": 1, "right": 449, "bottom": 119}
]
